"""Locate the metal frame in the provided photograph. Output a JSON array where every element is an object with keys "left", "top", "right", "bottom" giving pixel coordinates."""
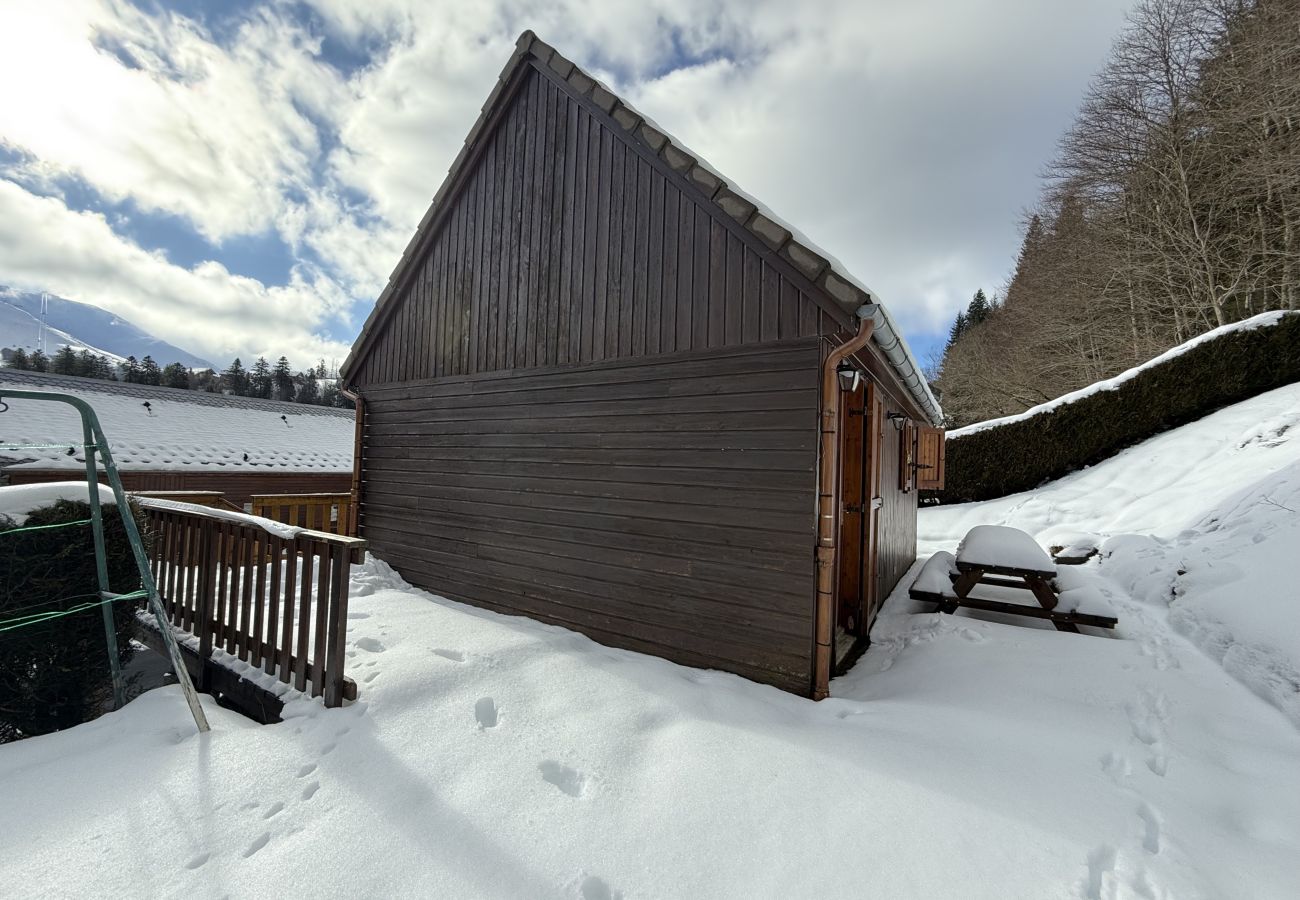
[{"left": 0, "top": 388, "right": 210, "bottom": 733}]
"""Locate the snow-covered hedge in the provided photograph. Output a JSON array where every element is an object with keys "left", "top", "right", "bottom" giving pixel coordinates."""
[
  {"left": 929, "top": 310, "right": 1300, "bottom": 504},
  {"left": 0, "top": 493, "right": 144, "bottom": 741}
]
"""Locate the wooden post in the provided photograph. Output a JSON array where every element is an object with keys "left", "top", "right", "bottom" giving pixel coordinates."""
[
  {"left": 196, "top": 518, "right": 215, "bottom": 689},
  {"left": 323, "top": 545, "right": 351, "bottom": 707}
]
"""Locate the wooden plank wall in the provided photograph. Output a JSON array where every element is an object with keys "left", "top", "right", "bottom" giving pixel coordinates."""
[
  {"left": 874, "top": 395, "right": 920, "bottom": 609},
  {"left": 359, "top": 341, "right": 821, "bottom": 693},
  {"left": 351, "top": 66, "right": 835, "bottom": 387}
]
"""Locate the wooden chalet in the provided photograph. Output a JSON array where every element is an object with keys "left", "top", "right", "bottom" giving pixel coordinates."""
[{"left": 341, "top": 32, "right": 946, "bottom": 698}]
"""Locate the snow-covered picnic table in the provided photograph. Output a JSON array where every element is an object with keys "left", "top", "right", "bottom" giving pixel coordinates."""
[{"left": 910, "top": 525, "right": 1118, "bottom": 632}]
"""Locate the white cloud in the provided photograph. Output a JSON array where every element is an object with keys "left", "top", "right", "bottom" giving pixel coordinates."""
[
  {"left": 0, "top": 0, "right": 1134, "bottom": 365},
  {"left": 0, "top": 178, "right": 353, "bottom": 368}
]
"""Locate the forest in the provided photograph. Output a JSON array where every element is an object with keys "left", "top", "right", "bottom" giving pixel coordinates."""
[
  {"left": 936, "top": 0, "right": 1298, "bottom": 426},
  {"left": 1, "top": 345, "right": 353, "bottom": 409}
]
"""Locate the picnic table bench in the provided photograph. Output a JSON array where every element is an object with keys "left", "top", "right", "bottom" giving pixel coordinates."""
[{"left": 910, "top": 525, "right": 1118, "bottom": 632}]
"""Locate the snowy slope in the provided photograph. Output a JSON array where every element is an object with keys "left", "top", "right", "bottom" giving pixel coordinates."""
[
  {"left": 924, "top": 381, "right": 1300, "bottom": 726},
  {"left": 0, "top": 391, "right": 1298, "bottom": 899},
  {"left": 0, "top": 296, "right": 127, "bottom": 365},
  {"left": 0, "top": 288, "right": 212, "bottom": 368}
]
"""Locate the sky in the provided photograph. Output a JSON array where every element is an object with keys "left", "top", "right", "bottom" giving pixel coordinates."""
[{"left": 0, "top": 0, "right": 1134, "bottom": 371}]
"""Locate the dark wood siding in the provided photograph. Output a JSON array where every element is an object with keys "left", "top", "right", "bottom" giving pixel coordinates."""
[
  {"left": 351, "top": 65, "right": 834, "bottom": 387},
  {"left": 358, "top": 341, "right": 819, "bottom": 692}
]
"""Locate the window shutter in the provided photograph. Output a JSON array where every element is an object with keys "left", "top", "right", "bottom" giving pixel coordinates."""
[
  {"left": 899, "top": 421, "right": 915, "bottom": 492},
  {"left": 916, "top": 426, "right": 946, "bottom": 490}
]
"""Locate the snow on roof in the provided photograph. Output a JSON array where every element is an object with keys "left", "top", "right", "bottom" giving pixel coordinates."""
[
  {"left": 344, "top": 31, "right": 942, "bottom": 425},
  {"left": 0, "top": 371, "right": 354, "bottom": 473},
  {"left": 950, "top": 309, "right": 1298, "bottom": 438}
]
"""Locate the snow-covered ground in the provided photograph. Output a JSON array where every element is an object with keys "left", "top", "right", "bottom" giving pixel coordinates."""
[{"left": 2, "top": 388, "right": 1299, "bottom": 899}]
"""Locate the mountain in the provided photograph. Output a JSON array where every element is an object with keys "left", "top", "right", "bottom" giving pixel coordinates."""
[{"left": 0, "top": 288, "right": 213, "bottom": 369}]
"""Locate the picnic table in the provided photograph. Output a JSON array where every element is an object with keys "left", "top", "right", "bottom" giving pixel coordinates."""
[{"left": 910, "top": 525, "right": 1118, "bottom": 632}]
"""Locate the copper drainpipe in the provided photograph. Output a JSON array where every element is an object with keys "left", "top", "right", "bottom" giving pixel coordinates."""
[{"left": 813, "top": 304, "right": 877, "bottom": 700}]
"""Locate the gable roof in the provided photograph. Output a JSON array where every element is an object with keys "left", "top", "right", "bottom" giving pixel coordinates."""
[
  {"left": 0, "top": 370, "right": 353, "bottom": 473},
  {"left": 343, "top": 31, "right": 942, "bottom": 425}
]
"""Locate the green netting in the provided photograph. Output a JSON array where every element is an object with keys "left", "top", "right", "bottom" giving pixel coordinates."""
[
  {"left": 0, "top": 590, "right": 146, "bottom": 634},
  {"left": 0, "top": 518, "right": 93, "bottom": 538}
]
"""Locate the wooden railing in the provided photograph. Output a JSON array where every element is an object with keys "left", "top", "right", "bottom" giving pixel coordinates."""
[
  {"left": 140, "top": 500, "right": 367, "bottom": 707},
  {"left": 251, "top": 493, "right": 355, "bottom": 537}
]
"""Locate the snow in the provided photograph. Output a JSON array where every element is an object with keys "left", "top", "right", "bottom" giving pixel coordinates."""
[
  {"left": 955, "top": 524, "right": 1055, "bottom": 573},
  {"left": 912, "top": 549, "right": 959, "bottom": 597},
  {"left": 924, "top": 380, "right": 1300, "bottom": 727},
  {"left": 1, "top": 388, "right": 1299, "bottom": 898},
  {"left": 0, "top": 480, "right": 118, "bottom": 523},
  {"left": 134, "top": 497, "right": 306, "bottom": 540},
  {"left": 0, "top": 372, "right": 353, "bottom": 472},
  {"left": 951, "top": 309, "right": 1297, "bottom": 437}
]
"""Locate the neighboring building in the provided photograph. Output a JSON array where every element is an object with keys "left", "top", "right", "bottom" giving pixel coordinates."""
[
  {"left": 341, "top": 32, "right": 945, "bottom": 698},
  {"left": 0, "top": 370, "right": 354, "bottom": 507}
]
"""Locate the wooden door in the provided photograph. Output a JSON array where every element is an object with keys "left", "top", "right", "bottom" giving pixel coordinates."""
[
  {"left": 863, "top": 383, "right": 886, "bottom": 627},
  {"left": 836, "top": 381, "right": 867, "bottom": 633}
]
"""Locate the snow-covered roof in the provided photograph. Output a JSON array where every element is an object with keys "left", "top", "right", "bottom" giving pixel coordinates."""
[
  {"left": 344, "top": 31, "right": 942, "bottom": 425},
  {"left": 0, "top": 370, "right": 354, "bottom": 473}
]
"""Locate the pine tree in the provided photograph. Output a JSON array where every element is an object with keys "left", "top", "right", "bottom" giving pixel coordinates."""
[
  {"left": 51, "top": 346, "right": 79, "bottom": 375},
  {"left": 139, "top": 355, "right": 162, "bottom": 386},
  {"left": 271, "top": 356, "right": 294, "bottom": 402},
  {"left": 249, "top": 357, "right": 272, "bottom": 399},
  {"left": 7, "top": 348, "right": 30, "bottom": 370},
  {"left": 29, "top": 350, "right": 49, "bottom": 373},
  {"left": 161, "top": 362, "right": 190, "bottom": 389},
  {"left": 295, "top": 370, "right": 320, "bottom": 404},
  {"left": 90, "top": 354, "right": 114, "bottom": 380},
  {"left": 222, "top": 358, "right": 248, "bottom": 396},
  {"left": 946, "top": 311, "right": 968, "bottom": 351},
  {"left": 321, "top": 381, "right": 341, "bottom": 408},
  {"left": 966, "top": 289, "right": 991, "bottom": 326},
  {"left": 119, "top": 356, "right": 141, "bottom": 383}
]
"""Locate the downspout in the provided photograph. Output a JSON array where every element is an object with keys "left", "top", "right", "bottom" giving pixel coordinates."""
[
  {"left": 341, "top": 388, "right": 364, "bottom": 538},
  {"left": 813, "top": 303, "right": 877, "bottom": 700}
]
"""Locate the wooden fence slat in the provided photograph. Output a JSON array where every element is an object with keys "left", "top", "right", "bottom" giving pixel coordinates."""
[
  {"left": 215, "top": 521, "right": 231, "bottom": 649},
  {"left": 311, "top": 545, "right": 331, "bottom": 697},
  {"left": 264, "top": 535, "right": 282, "bottom": 676},
  {"left": 239, "top": 530, "right": 255, "bottom": 661},
  {"left": 197, "top": 518, "right": 215, "bottom": 662},
  {"left": 295, "top": 539, "right": 314, "bottom": 692},
  {"left": 251, "top": 531, "right": 267, "bottom": 666},
  {"left": 323, "top": 545, "right": 350, "bottom": 707},
  {"left": 279, "top": 540, "right": 297, "bottom": 683}
]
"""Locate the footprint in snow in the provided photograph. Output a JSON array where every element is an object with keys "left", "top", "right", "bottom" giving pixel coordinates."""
[
  {"left": 1137, "top": 802, "right": 1163, "bottom": 854},
  {"left": 540, "top": 761, "right": 587, "bottom": 797},
  {"left": 1084, "top": 844, "right": 1117, "bottom": 900},
  {"left": 433, "top": 648, "right": 465, "bottom": 662},
  {"left": 354, "top": 636, "right": 385, "bottom": 653},
  {"left": 262, "top": 801, "right": 285, "bottom": 820},
  {"left": 302, "top": 780, "right": 321, "bottom": 801},
  {"left": 580, "top": 875, "right": 623, "bottom": 900},
  {"left": 243, "top": 833, "right": 270, "bottom": 858},
  {"left": 475, "top": 697, "right": 499, "bottom": 729},
  {"left": 184, "top": 852, "right": 210, "bottom": 870},
  {"left": 297, "top": 762, "right": 317, "bottom": 778}
]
